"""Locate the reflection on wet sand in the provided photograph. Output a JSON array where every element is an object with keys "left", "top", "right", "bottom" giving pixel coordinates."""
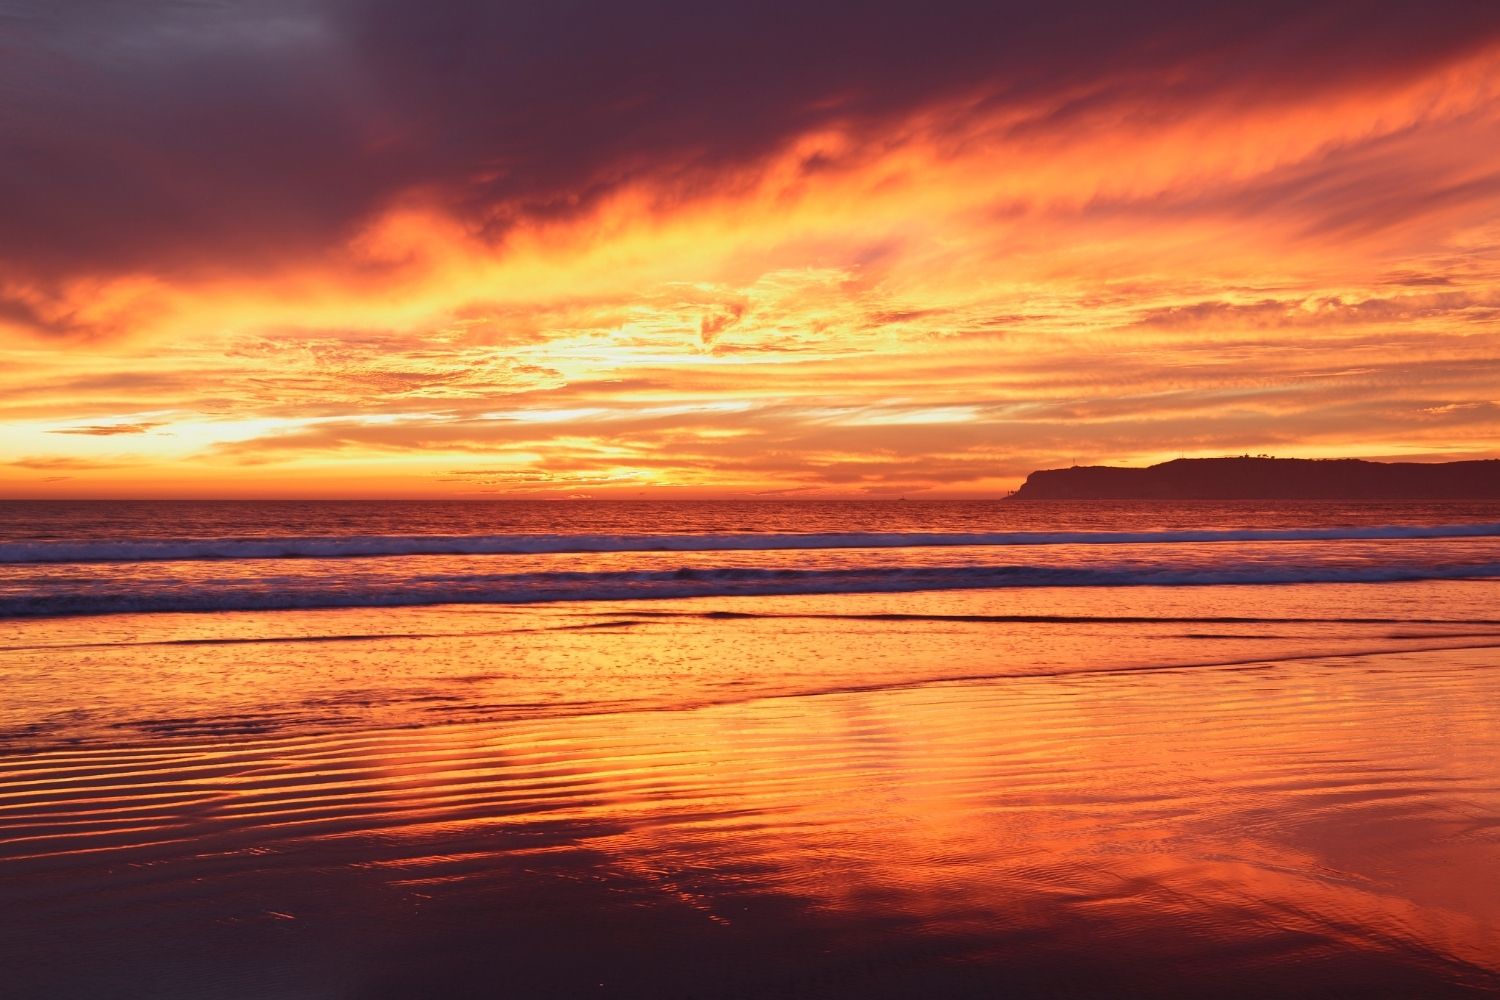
[
  {"left": 4, "top": 633, "right": 1499, "bottom": 998},
  {"left": 6, "top": 580, "right": 1500, "bottom": 747}
]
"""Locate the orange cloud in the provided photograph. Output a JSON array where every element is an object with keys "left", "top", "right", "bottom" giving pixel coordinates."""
[{"left": 4, "top": 5, "right": 1500, "bottom": 496}]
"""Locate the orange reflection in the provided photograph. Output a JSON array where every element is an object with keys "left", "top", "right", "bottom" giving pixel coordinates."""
[{"left": 3, "top": 591, "right": 1499, "bottom": 994}]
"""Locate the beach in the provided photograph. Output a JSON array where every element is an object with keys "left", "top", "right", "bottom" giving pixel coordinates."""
[
  {"left": 11, "top": 4, "right": 1500, "bottom": 994},
  {"left": 5, "top": 574, "right": 1500, "bottom": 997}
]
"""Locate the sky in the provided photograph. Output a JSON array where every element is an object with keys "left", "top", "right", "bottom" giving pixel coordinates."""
[{"left": 4, "top": 0, "right": 1500, "bottom": 499}]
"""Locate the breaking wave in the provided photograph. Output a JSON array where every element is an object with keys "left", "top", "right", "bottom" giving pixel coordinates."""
[
  {"left": 5, "top": 560, "right": 1499, "bottom": 618},
  {"left": 5, "top": 522, "right": 1500, "bottom": 565}
]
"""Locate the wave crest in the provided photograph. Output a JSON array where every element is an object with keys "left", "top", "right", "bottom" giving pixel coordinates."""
[
  {"left": 4, "top": 522, "right": 1500, "bottom": 565},
  {"left": 5, "top": 561, "right": 1499, "bottom": 618}
]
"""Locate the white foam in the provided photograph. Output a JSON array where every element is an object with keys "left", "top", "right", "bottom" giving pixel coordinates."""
[
  {"left": 5, "top": 560, "right": 1499, "bottom": 617},
  {"left": 4, "top": 523, "right": 1500, "bottom": 565}
]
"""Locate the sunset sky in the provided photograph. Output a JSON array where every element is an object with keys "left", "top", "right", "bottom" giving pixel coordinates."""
[{"left": 4, "top": 1, "right": 1500, "bottom": 498}]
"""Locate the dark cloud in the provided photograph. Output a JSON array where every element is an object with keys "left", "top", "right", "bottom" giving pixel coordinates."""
[
  {"left": 4, "top": 0, "right": 1499, "bottom": 311},
  {"left": 7, "top": 456, "right": 126, "bottom": 470},
  {"left": 699, "top": 303, "right": 746, "bottom": 346},
  {"left": 0, "top": 295, "right": 70, "bottom": 337},
  {"left": 51, "top": 421, "right": 164, "bottom": 435},
  {"left": 1132, "top": 290, "right": 1500, "bottom": 330}
]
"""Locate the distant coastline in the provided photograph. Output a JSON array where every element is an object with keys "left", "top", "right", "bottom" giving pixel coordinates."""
[{"left": 1010, "top": 457, "right": 1500, "bottom": 500}]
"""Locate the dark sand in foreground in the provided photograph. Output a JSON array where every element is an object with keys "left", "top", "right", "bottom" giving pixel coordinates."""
[{"left": 3, "top": 587, "right": 1500, "bottom": 998}]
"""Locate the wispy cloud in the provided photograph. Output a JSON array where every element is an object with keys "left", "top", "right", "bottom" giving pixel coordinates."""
[{"left": 51, "top": 421, "right": 165, "bottom": 436}]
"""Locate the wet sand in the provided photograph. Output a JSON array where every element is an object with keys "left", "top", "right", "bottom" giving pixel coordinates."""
[{"left": 4, "top": 586, "right": 1500, "bottom": 997}]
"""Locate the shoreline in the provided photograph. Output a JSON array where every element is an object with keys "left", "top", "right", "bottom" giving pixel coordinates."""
[
  {"left": 6, "top": 579, "right": 1500, "bottom": 752},
  {"left": 7, "top": 633, "right": 1500, "bottom": 759}
]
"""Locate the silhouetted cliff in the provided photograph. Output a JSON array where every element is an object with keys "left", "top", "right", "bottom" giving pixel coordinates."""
[{"left": 1010, "top": 458, "right": 1500, "bottom": 500}]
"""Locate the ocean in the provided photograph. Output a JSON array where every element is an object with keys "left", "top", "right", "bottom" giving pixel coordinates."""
[
  {"left": 4, "top": 499, "right": 1500, "bottom": 617},
  {"left": 3, "top": 500, "right": 1499, "bottom": 997}
]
